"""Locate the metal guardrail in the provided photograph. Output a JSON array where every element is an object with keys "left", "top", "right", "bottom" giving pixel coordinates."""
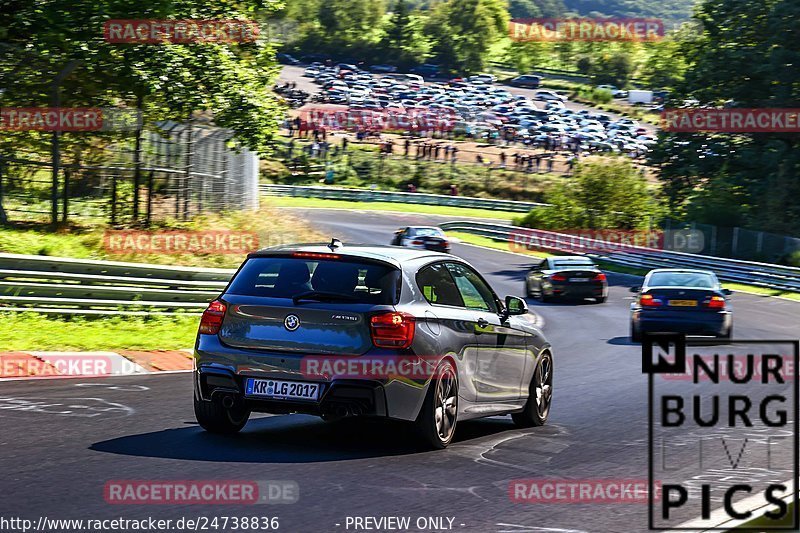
[
  {"left": 439, "top": 221, "right": 800, "bottom": 292},
  {"left": 262, "top": 184, "right": 547, "bottom": 212},
  {"left": 2, "top": 218, "right": 799, "bottom": 315},
  {"left": 0, "top": 253, "right": 234, "bottom": 315}
]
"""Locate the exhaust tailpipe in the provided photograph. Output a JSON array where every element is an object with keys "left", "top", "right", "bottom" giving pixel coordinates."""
[{"left": 221, "top": 395, "right": 235, "bottom": 409}]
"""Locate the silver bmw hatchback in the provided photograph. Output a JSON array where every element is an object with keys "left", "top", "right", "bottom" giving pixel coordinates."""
[{"left": 194, "top": 243, "right": 554, "bottom": 448}]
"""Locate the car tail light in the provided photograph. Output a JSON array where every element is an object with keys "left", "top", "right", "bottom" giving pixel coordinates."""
[
  {"left": 550, "top": 273, "right": 567, "bottom": 281},
  {"left": 594, "top": 272, "right": 607, "bottom": 281},
  {"left": 411, "top": 240, "right": 424, "bottom": 245},
  {"left": 199, "top": 300, "right": 227, "bottom": 335},
  {"left": 639, "top": 294, "right": 662, "bottom": 307},
  {"left": 370, "top": 312, "right": 416, "bottom": 349},
  {"left": 292, "top": 252, "right": 340, "bottom": 260},
  {"left": 705, "top": 296, "right": 726, "bottom": 309}
]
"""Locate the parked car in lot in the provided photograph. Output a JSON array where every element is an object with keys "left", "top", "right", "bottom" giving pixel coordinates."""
[
  {"left": 194, "top": 243, "right": 554, "bottom": 449},
  {"left": 629, "top": 269, "right": 733, "bottom": 342},
  {"left": 510, "top": 74, "right": 542, "bottom": 88},
  {"left": 534, "top": 90, "right": 566, "bottom": 102},
  {"left": 370, "top": 64, "right": 398, "bottom": 73},
  {"left": 596, "top": 85, "right": 628, "bottom": 98},
  {"left": 468, "top": 73, "right": 497, "bottom": 84},
  {"left": 277, "top": 53, "right": 300, "bottom": 65},
  {"left": 525, "top": 256, "right": 607, "bottom": 303},
  {"left": 390, "top": 226, "right": 451, "bottom": 253}
]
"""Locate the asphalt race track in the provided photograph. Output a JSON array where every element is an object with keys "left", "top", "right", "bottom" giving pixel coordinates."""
[{"left": 1, "top": 208, "right": 797, "bottom": 533}]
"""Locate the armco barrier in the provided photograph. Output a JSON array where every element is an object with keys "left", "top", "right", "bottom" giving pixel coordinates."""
[
  {"left": 0, "top": 253, "right": 234, "bottom": 315},
  {"left": 438, "top": 221, "right": 800, "bottom": 292},
  {"left": 2, "top": 219, "right": 799, "bottom": 315},
  {"left": 262, "top": 184, "right": 547, "bottom": 213}
]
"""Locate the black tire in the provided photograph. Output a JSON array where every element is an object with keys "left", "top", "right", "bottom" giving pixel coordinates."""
[
  {"left": 596, "top": 296, "right": 607, "bottom": 304},
  {"left": 630, "top": 321, "right": 642, "bottom": 343},
  {"left": 415, "top": 359, "right": 459, "bottom": 449},
  {"left": 194, "top": 396, "right": 250, "bottom": 434},
  {"left": 539, "top": 287, "right": 551, "bottom": 303},
  {"left": 525, "top": 280, "right": 534, "bottom": 298},
  {"left": 512, "top": 351, "right": 553, "bottom": 428},
  {"left": 718, "top": 325, "right": 732, "bottom": 340}
]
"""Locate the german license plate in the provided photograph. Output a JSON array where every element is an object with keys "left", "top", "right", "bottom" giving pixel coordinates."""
[
  {"left": 245, "top": 378, "right": 320, "bottom": 401},
  {"left": 669, "top": 299, "right": 697, "bottom": 307},
  {"left": 571, "top": 278, "right": 589, "bottom": 282}
]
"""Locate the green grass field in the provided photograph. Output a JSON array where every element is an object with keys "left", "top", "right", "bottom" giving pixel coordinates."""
[
  {"left": 266, "top": 196, "right": 519, "bottom": 221},
  {"left": 2, "top": 313, "right": 199, "bottom": 351}
]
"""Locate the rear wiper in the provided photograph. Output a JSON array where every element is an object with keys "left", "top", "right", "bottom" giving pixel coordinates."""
[{"left": 292, "top": 291, "right": 359, "bottom": 304}]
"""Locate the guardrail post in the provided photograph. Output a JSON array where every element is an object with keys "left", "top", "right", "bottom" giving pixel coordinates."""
[
  {"left": 732, "top": 227, "right": 739, "bottom": 257},
  {"left": 146, "top": 169, "right": 154, "bottom": 227},
  {"left": 110, "top": 171, "right": 117, "bottom": 225},
  {"left": 0, "top": 158, "right": 6, "bottom": 224},
  {"left": 709, "top": 225, "right": 716, "bottom": 256},
  {"left": 183, "top": 120, "right": 193, "bottom": 220},
  {"left": 62, "top": 167, "right": 69, "bottom": 224},
  {"left": 132, "top": 93, "right": 144, "bottom": 221}
]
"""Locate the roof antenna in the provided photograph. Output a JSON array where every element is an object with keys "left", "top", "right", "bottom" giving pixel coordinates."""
[{"left": 328, "top": 238, "right": 343, "bottom": 251}]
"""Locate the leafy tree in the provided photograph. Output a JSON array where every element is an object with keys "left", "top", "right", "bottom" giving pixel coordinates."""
[
  {"left": 589, "top": 51, "right": 633, "bottom": 86},
  {"left": 516, "top": 157, "right": 661, "bottom": 230},
  {"left": 425, "top": 0, "right": 509, "bottom": 74},
  {"left": 508, "top": 0, "right": 542, "bottom": 18},
  {"left": 639, "top": 24, "right": 697, "bottom": 89},
  {"left": 377, "top": 0, "right": 428, "bottom": 66},
  {"left": 653, "top": 0, "right": 800, "bottom": 235},
  {"left": 0, "top": 0, "right": 284, "bottom": 154}
]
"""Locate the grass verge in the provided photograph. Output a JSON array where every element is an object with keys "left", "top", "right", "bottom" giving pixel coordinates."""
[
  {"left": 1, "top": 313, "right": 198, "bottom": 351},
  {"left": 266, "top": 196, "right": 520, "bottom": 221},
  {"left": 0, "top": 206, "right": 324, "bottom": 268}
]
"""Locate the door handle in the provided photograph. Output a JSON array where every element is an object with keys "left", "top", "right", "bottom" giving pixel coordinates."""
[{"left": 477, "top": 318, "right": 489, "bottom": 328}]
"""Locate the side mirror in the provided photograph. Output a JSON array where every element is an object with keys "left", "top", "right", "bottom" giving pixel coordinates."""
[
  {"left": 722, "top": 288, "right": 733, "bottom": 296},
  {"left": 505, "top": 295, "right": 529, "bottom": 316},
  {"left": 630, "top": 286, "right": 641, "bottom": 293}
]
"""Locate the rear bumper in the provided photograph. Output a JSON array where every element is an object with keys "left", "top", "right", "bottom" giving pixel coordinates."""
[
  {"left": 632, "top": 310, "right": 731, "bottom": 335},
  {"left": 549, "top": 281, "right": 607, "bottom": 299},
  {"left": 194, "top": 335, "right": 430, "bottom": 421}
]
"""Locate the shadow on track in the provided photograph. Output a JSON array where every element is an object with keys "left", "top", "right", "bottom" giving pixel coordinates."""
[{"left": 89, "top": 414, "right": 520, "bottom": 463}]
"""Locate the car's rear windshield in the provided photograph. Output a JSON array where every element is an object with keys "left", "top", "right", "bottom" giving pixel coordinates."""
[
  {"left": 552, "top": 259, "right": 596, "bottom": 268},
  {"left": 226, "top": 257, "right": 400, "bottom": 304},
  {"left": 647, "top": 272, "right": 716, "bottom": 288},
  {"left": 411, "top": 228, "right": 444, "bottom": 237}
]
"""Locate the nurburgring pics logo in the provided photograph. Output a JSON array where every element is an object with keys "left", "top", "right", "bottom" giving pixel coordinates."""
[
  {"left": 104, "top": 19, "right": 260, "bottom": 44},
  {"left": 509, "top": 18, "right": 665, "bottom": 42},
  {"left": 661, "top": 109, "right": 800, "bottom": 133},
  {"left": 643, "top": 334, "right": 799, "bottom": 530}
]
